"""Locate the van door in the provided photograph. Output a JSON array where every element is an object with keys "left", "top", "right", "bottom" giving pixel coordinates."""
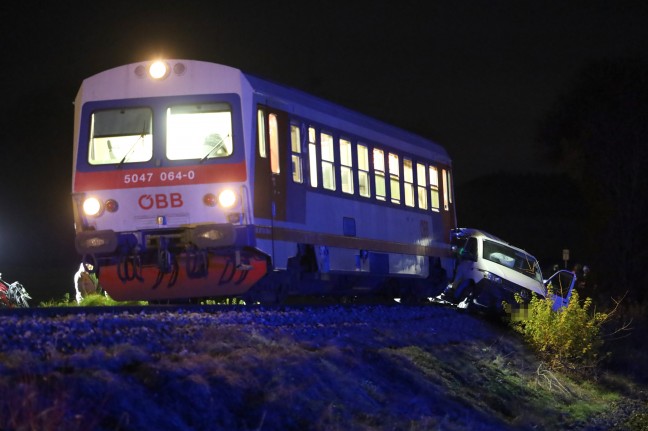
[{"left": 545, "top": 270, "right": 577, "bottom": 310}]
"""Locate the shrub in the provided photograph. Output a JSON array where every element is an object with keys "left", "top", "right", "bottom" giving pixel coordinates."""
[{"left": 511, "top": 289, "right": 609, "bottom": 374}]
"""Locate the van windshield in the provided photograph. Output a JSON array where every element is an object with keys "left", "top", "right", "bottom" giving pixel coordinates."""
[{"left": 482, "top": 239, "right": 542, "bottom": 282}]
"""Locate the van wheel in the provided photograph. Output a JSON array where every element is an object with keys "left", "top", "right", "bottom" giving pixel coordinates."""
[{"left": 454, "top": 281, "right": 475, "bottom": 310}]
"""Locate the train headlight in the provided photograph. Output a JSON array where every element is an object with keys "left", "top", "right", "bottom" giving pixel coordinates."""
[
  {"left": 83, "top": 197, "right": 102, "bottom": 217},
  {"left": 218, "top": 189, "right": 237, "bottom": 208},
  {"left": 149, "top": 61, "right": 170, "bottom": 80}
]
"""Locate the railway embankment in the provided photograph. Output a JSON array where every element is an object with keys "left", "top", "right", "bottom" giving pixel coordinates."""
[{"left": 0, "top": 304, "right": 646, "bottom": 430}]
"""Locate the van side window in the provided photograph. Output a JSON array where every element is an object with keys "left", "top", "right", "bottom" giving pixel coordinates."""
[{"left": 463, "top": 237, "right": 478, "bottom": 260}]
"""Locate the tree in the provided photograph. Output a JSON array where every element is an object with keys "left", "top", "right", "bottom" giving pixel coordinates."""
[{"left": 538, "top": 58, "right": 648, "bottom": 302}]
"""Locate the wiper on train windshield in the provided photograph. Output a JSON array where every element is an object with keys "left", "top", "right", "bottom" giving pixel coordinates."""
[
  {"left": 117, "top": 133, "right": 145, "bottom": 169},
  {"left": 200, "top": 134, "right": 228, "bottom": 163}
]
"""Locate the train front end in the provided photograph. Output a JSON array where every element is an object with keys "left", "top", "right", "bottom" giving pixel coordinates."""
[{"left": 72, "top": 60, "right": 267, "bottom": 301}]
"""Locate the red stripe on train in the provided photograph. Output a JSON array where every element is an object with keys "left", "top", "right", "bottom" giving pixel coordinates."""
[{"left": 74, "top": 162, "right": 247, "bottom": 192}]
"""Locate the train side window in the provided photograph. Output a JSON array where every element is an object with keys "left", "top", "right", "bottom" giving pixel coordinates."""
[
  {"left": 257, "top": 109, "right": 267, "bottom": 158},
  {"left": 321, "top": 132, "right": 336, "bottom": 191},
  {"left": 389, "top": 152, "right": 400, "bottom": 204},
  {"left": 308, "top": 127, "right": 318, "bottom": 187},
  {"left": 404, "top": 158, "right": 414, "bottom": 207},
  {"left": 88, "top": 107, "right": 153, "bottom": 165},
  {"left": 269, "top": 113, "right": 280, "bottom": 174},
  {"left": 340, "top": 138, "right": 354, "bottom": 194},
  {"left": 447, "top": 169, "right": 453, "bottom": 204},
  {"left": 373, "top": 148, "right": 386, "bottom": 201},
  {"left": 290, "top": 124, "right": 303, "bottom": 183},
  {"left": 442, "top": 168, "right": 449, "bottom": 211},
  {"left": 417, "top": 163, "right": 428, "bottom": 210},
  {"left": 429, "top": 165, "right": 440, "bottom": 212},
  {"left": 357, "top": 144, "right": 371, "bottom": 198}
]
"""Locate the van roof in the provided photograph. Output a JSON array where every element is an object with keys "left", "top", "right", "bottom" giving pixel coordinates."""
[{"left": 451, "top": 228, "right": 506, "bottom": 243}]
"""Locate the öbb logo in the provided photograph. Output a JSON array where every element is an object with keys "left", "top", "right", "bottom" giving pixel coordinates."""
[{"left": 138, "top": 193, "right": 184, "bottom": 210}]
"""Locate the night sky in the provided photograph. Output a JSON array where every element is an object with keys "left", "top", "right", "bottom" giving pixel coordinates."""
[{"left": 1, "top": 1, "right": 647, "bottom": 302}]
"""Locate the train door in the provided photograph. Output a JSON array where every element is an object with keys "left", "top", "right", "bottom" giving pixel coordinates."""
[
  {"left": 254, "top": 106, "right": 288, "bottom": 221},
  {"left": 440, "top": 167, "right": 457, "bottom": 235}
]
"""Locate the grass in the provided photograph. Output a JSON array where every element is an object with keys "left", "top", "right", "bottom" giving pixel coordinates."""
[
  {"left": 3, "top": 299, "right": 647, "bottom": 430},
  {"left": 39, "top": 293, "right": 148, "bottom": 307}
]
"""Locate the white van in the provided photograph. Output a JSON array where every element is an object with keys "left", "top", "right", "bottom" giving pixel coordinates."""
[{"left": 438, "top": 228, "right": 574, "bottom": 313}]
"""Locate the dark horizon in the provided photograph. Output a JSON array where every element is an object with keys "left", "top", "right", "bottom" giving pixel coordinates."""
[{"left": 1, "top": 2, "right": 647, "bottom": 303}]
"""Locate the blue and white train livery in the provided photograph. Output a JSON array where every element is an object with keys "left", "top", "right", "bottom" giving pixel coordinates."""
[{"left": 72, "top": 59, "right": 456, "bottom": 303}]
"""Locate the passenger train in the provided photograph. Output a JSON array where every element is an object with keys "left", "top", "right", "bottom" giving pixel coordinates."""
[{"left": 72, "top": 59, "right": 456, "bottom": 303}]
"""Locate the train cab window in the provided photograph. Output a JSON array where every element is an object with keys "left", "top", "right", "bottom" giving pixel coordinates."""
[
  {"left": 442, "top": 168, "right": 449, "bottom": 211},
  {"left": 167, "top": 103, "right": 233, "bottom": 160},
  {"left": 357, "top": 144, "right": 371, "bottom": 198},
  {"left": 290, "top": 124, "right": 303, "bottom": 183},
  {"left": 308, "top": 127, "right": 318, "bottom": 187},
  {"left": 429, "top": 166, "right": 440, "bottom": 212},
  {"left": 389, "top": 153, "right": 401, "bottom": 204},
  {"left": 416, "top": 163, "right": 428, "bottom": 210},
  {"left": 321, "top": 132, "right": 336, "bottom": 191},
  {"left": 340, "top": 138, "right": 354, "bottom": 194},
  {"left": 373, "top": 148, "right": 386, "bottom": 201},
  {"left": 257, "top": 110, "right": 267, "bottom": 158},
  {"left": 269, "top": 113, "right": 280, "bottom": 174},
  {"left": 404, "top": 158, "right": 415, "bottom": 207},
  {"left": 88, "top": 107, "right": 153, "bottom": 165}
]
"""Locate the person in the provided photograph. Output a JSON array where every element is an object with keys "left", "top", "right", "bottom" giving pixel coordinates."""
[
  {"left": 73, "top": 263, "right": 102, "bottom": 304},
  {"left": 578, "top": 264, "right": 598, "bottom": 302}
]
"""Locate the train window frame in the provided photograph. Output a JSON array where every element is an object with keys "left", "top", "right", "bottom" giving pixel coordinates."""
[
  {"left": 429, "top": 165, "right": 440, "bottom": 212},
  {"left": 166, "top": 103, "right": 234, "bottom": 161},
  {"left": 268, "top": 113, "right": 280, "bottom": 174},
  {"left": 373, "top": 148, "right": 386, "bottom": 201},
  {"left": 403, "top": 158, "right": 415, "bottom": 207},
  {"left": 340, "top": 138, "right": 354, "bottom": 194},
  {"left": 290, "top": 123, "right": 303, "bottom": 183},
  {"left": 388, "top": 152, "right": 400, "bottom": 204},
  {"left": 446, "top": 169, "right": 453, "bottom": 205},
  {"left": 357, "top": 143, "right": 371, "bottom": 198},
  {"left": 257, "top": 109, "right": 267, "bottom": 158},
  {"left": 320, "top": 131, "right": 336, "bottom": 191},
  {"left": 308, "top": 126, "right": 318, "bottom": 188},
  {"left": 280, "top": 117, "right": 447, "bottom": 215},
  {"left": 442, "top": 168, "right": 449, "bottom": 211},
  {"left": 87, "top": 107, "right": 154, "bottom": 166},
  {"left": 416, "top": 162, "right": 428, "bottom": 210}
]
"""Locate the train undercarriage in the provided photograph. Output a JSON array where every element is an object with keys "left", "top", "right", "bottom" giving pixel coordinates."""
[{"left": 79, "top": 226, "right": 448, "bottom": 305}]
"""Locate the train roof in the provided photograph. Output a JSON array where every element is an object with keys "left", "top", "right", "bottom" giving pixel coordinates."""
[
  {"left": 244, "top": 72, "right": 450, "bottom": 163},
  {"left": 78, "top": 59, "right": 450, "bottom": 164}
]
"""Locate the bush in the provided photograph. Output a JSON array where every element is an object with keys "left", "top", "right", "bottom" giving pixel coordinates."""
[{"left": 511, "top": 289, "right": 609, "bottom": 374}]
